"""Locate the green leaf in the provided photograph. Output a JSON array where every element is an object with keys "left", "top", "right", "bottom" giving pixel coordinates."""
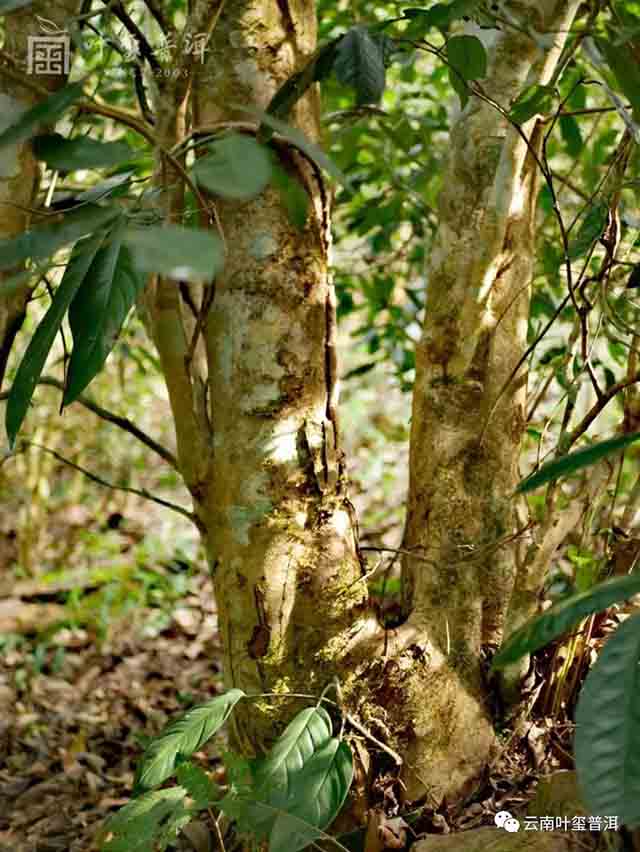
[
  {"left": 575, "top": 611, "right": 640, "bottom": 827},
  {"left": 123, "top": 224, "right": 223, "bottom": 284},
  {"left": 596, "top": 36, "right": 640, "bottom": 117},
  {"left": 175, "top": 762, "right": 218, "bottom": 810},
  {"left": 75, "top": 172, "right": 133, "bottom": 204},
  {"left": 559, "top": 114, "right": 582, "bottom": 157},
  {"left": 447, "top": 35, "right": 487, "bottom": 81},
  {"left": 509, "top": 84, "right": 556, "bottom": 124},
  {"left": 270, "top": 163, "right": 310, "bottom": 230},
  {"left": 334, "top": 26, "right": 387, "bottom": 105},
  {"left": 404, "top": 5, "right": 453, "bottom": 31},
  {"left": 242, "top": 107, "right": 350, "bottom": 189},
  {"left": 253, "top": 706, "right": 334, "bottom": 808},
  {"left": 192, "top": 133, "right": 272, "bottom": 201},
  {"left": 32, "top": 133, "right": 135, "bottom": 171},
  {"left": 221, "top": 738, "right": 353, "bottom": 852},
  {"left": 5, "top": 230, "right": 105, "bottom": 447},
  {"left": 101, "top": 787, "right": 190, "bottom": 852},
  {"left": 404, "top": 0, "right": 482, "bottom": 32},
  {"left": 449, "top": 68, "right": 469, "bottom": 107},
  {"left": 264, "top": 38, "right": 342, "bottom": 129},
  {"left": 516, "top": 430, "right": 640, "bottom": 493},
  {"left": 64, "top": 219, "right": 144, "bottom": 405},
  {"left": 271, "top": 738, "right": 354, "bottom": 845},
  {"left": 492, "top": 575, "right": 640, "bottom": 669},
  {"left": 0, "top": 82, "right": 84, "bottom": 149},
  {"left": 0, "top": 204, "right": 119, "bottom": 270},
  {"left": 134, "top": 689, "right": 245, "bottom": 792},
  {"left": 446, "top": 35, "right": 486, "bottom": 107},
  {"left": 568, "top": 200, "right": 608, "bottom": 259},
  {"left": 269, "top": 810, "right": 325, "bottom": 852}
]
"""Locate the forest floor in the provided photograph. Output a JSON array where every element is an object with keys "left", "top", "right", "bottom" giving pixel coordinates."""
[
  {"left": 0, "top": 492, "right": 626, "bottom": 852},
  {"left": 1, "top": 551, "right": 618, "bottom": 852},
  {"left": 0, "top": 565, "right": 225, "bottom": 852}
]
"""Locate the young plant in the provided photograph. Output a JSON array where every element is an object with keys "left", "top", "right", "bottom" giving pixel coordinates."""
[{"left": 99, "top": 688, "right": 353, "bottom": 852}]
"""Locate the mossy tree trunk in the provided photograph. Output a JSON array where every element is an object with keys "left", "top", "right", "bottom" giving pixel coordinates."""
[{"left": 144, "top": 0, "right": 581, "bottom": 829}]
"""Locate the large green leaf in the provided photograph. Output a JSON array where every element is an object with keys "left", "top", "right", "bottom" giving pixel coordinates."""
[
  {"left": 101, "top": 787, "right": 190, "bottom": 852},
  {"left": 264, "top": 38, "right": 342, "bottom": 129},
  {"left": 192, "top": 133, "right": 272, "bottom": 201},
  {"left": 334, "top": 26, "right": 387, "bottom": 105},
  {"left": 221, "top": 735, "right": 353, "bottom": 852},
  {"left": 575, "top": 612, "right": 640, "bottom": 827},
  {"left": 5, "top": 230, "right": 105, "bottom": 447},
  {"left": 447, "top": 35, "right": 487, "bottom": 81},
  {"left": 509, "top": 84, "right": 556, "bottom": 124},
  {"left": 492, "top": 574, "right": 640, "bottom": 669},
  {"left": 270, "top": 738, "right": 354, "bottom": 848},
  {"left": 32, "top": 133, "right": 135, "bottom": 171},
  {"left": 0, "top": 204, "right": 119, "bottom": 270},
  {"left": 0, "top": 82, "right": 84, "bottom": 149},
  {"left": 517, "top": 430, "right": 640, "bottom": 493},
  {"left": 243, "top": 107, "right": 350, "bottom": 188},
  {"left": 63, "top": 218, "right": 144, "bottom": 405},
  {"left": 269, "top": 810, "right": 325, "bottom": 852},
  {"left": 253, "top": 706, "right": 334, "bottom": 807},
  {"left": 134, "top": 689, "right": 245, "bottom": 792},
  {"left": 124, "top": 224, "right": 223, "bottom": 284},
  {"left": 447, "top": 35, "right": 486, "bottom": 107}
]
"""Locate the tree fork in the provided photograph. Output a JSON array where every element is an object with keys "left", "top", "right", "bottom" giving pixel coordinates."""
[{"left": 144, "top": 0, "right": 584, "bottom": 833}]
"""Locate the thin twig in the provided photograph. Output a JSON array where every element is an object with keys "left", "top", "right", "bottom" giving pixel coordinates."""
[
  {"left": 566, "top": 370, "right": 640, "bottom": 449},
  {"left": 141, "top": 0, "right": 172, "bottom": 35},
  {"left": 78, "top": 98, "right": 156, "bottom": 144},
  {"left": 100, "top": 0, "right": 162, "bottom": 73},
  {"left": 210, "top": 810, "right": 226, "bottom": 852},
  {"left": 32, "top": 376, "right": 178, "bottom": 468},
  {"left": 15, "top": 440, "right": 197, "bottom": 525},
  {"left": 344, "top": 712, "right": 403, "bottom": 765}
]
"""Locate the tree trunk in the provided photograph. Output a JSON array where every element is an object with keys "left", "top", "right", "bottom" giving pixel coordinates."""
[
  {"left": 144, "top": 0, "right": 582, "bottom": 830},
  {"left": 397, "top": 0, "right": 581, "bottom": 800},
  {"left": 0, "top": 1, "right": 78, "bottom": 388}
]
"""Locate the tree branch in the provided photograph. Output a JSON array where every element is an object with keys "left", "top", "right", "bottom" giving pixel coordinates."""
[
  {"left": 16, "top": 440, "right": 198, "bottom": 526},
  {"left": 567, "top": 370, "right": 640, "bottom": 449},
  {"left": 32, "top": 376, "right": 178, "bottom": 469},
  {"left": 141, "top": 0, "right": 172, "bottom": 35},
  {"left": 100, "top": 0, "right": 162, "bottom": 73}
]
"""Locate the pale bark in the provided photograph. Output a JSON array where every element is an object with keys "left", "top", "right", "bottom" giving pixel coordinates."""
[
  {"left": 142, "top": 0, "right": 584, "bottom": 827},
  {"left": 191, "top": 0, "right": 370, "bottom": 755},
  {"left": 0, "top": 1, "right": 79, "bottom": 388},
  {"left": 141, "top": 1, "right": 368, "bottom": 768},
  {"left": 397, "top": 0, "right": 581, "bottom": 796}
]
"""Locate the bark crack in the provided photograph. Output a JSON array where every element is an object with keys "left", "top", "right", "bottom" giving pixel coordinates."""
[
  {"left": 324, "top": 287, "right": 340, "bottom": 450},
  {"left": 276, "top": 0, "right": 296, "bottom": 35}
]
